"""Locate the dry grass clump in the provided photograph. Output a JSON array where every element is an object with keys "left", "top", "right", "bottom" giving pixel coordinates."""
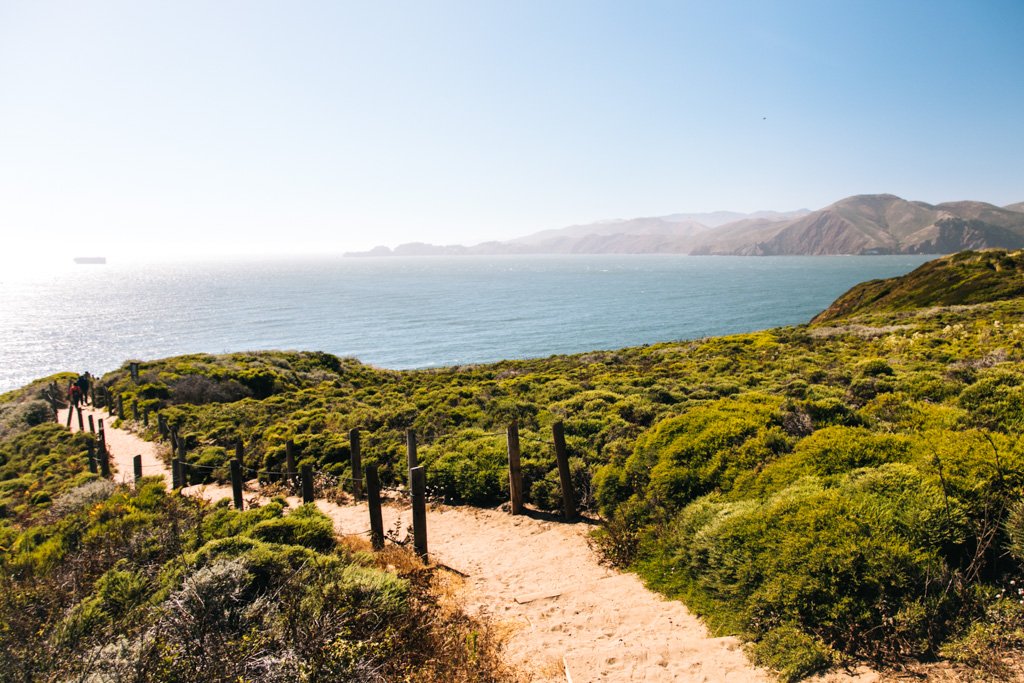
[{"left": 344, "top": 536, "right": 520, "bottom": 682}]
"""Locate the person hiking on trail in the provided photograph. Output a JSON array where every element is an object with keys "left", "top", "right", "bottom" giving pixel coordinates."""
[
  {"left": 77, "top": 373, "right": 90, "bottom": 405},
  {"left": 69, "top": 382, "right": 82, "bottom": 409}
]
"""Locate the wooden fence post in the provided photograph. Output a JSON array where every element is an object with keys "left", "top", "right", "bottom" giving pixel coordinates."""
[
  {"left": 133, "top": 455, "right": 142, "bottom": 483},
  {"left": 350, "top": 428, "right": 362, "bottom": 498},
  {"left": 301, "top": 465, "right": 314, "bottom": 504},
  {"left": 406, "top": 429, "right": 418, "bottom": 484},
  {"left": 76, "top": 405, "right": 84, "bottom": 432},
  {"left": 285, "top": 440, "right": 297, "bottom": 486},
  {"left": 175, "top": 434, "right": 188, "bottom": 487},
  {"left": 506, "top": 421, "right": 524, "bottom": 514},
  {"left": 235, "top": 438, "right": 244, "bottom": 464},
  {"left": 132, "top": 400, "right": 139, "bottom": 422},
  {"left": 88, "top": 414, "right": 95, "bottom": 434},
  {"left": 410, "top": 466, "right": 428, "bottom": 561},
  {"left": 171, "top": 457, "right": 181, "bottom": 488},
  {"left": 65, "top": 403, "right": 73, "bottom": 427},
  {"left": 158, "top": 414, "right": 168, "bottom": 438},
  {"left": 552, "top": 421, "right": 577, "bottom": 520},
  {"left": 366, "top": 464, "right": 384, "bottom": 550},
  {"left": 99, "top": 442, "right": 110, "bottom": 478},
  {"left": 230, "top": 460, "right": 244, "bottom": 510}
]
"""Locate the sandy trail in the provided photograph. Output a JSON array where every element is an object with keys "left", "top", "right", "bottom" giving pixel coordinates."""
[{"left": 61, "top": 406, "right": 879, "bottom": 682}]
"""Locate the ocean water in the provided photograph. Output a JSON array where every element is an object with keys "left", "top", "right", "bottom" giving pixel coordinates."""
[{"left": 0, "top": 254, "right": 935, "bottom": 392}]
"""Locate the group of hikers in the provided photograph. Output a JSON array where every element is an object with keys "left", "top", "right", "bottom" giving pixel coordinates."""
[{"left": 67, "top": 372, "right": 91, "bottom": 409}]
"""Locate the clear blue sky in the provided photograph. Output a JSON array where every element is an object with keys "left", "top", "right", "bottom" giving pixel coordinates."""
[{"left": 1, "top": 1, "right": 1022, "bottom": 260}]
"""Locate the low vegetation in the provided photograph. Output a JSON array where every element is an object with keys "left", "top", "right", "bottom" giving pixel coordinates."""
[
  {"left": 5, "top": 249, "right": 1024, "bottom": 680},
  {"left": 0, "top": 385, "right": 511, "bottom": 682}
]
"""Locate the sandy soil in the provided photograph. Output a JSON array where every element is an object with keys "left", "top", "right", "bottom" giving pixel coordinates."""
[{"left": 61, "top": 406, "right": 893, "bottom": 682}]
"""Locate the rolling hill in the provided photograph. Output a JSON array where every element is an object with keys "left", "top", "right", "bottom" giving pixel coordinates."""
[
  {"left": 811, "top": 248, "right": 1024, "bottom": 323},
  {"left": 345, "top": 194, "right": 1024, "bottom": 257}
]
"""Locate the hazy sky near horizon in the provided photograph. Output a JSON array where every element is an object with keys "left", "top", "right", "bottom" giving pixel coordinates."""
[{"left": 2, "top": 1, "right": 1023, "bottom": 261}]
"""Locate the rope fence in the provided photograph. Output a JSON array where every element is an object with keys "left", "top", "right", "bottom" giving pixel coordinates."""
[{"left": 75, "top": 392, "right": 583, "bottom": 562}]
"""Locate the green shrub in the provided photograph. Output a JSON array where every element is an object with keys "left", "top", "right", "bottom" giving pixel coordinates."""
[
  {"left": 751, "top": 624, "right": 834, "bottom": 682},
  {"left": 958, "top": 370, "right": 1024, "bottom": 432},
  {"left": 247, "top": 504, "right": 336, "bottom": 552},
  {"left": 640, "top": 464, "right": 963, "bottom": 662},
  {"left": 626, "top": 396, "right": 776, "bottom": 509},
  {"left": 790, "top": 426, "right": 911, "bottom": 476}
]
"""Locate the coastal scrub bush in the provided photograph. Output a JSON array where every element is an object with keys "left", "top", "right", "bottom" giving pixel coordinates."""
[
  {"left": 639, "top": 463, "right": 964, "bottom": 665},
  {"left": 958, "top": 370, "right": 1024, "bottom": 432},
  {"left": 750, "top": 623, "right": 835, "bottom": 682},
  {"left": 625, "top": 396, "right": 776, "bottom": 509},
  {"left": 246, "top": 503, "right": 336, "bottom": 552},
  {"left": 790, "top": 425, "right": 911, "bottom": 476},
  {"left": 171, "top": 374, "right": 253, "bottom": 404},
  {"left": 419, "top": 429, "right": 509, "bottom": 506}
]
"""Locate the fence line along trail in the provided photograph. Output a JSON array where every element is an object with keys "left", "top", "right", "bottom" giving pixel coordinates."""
[{"left": 59, "top": 406, "right": 879, "bottom": 683}]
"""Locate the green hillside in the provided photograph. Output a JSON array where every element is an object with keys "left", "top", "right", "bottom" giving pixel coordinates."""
[
  {"left": 4, "top": 250, "right": 1024, "bottom": 680},
  {"left": 813, "top": 249, "right": 1024, "bottom": 323}
]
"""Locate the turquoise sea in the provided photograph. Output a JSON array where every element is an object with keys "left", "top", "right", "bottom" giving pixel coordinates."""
[{"left": 0, "top": 254, "right": 935, "bottom": 392}]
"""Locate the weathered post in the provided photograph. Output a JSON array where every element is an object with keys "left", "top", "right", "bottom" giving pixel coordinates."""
[
  {"left": 99, "top": 442, "right": 110, "bottom": 478},
  {"left": 158, "top": 414, "right": 168, "bottom": 439},
  {"left": 65, "top": 403, "right": 73, "bottom": 428},
  {"left": 285, "top": 440, "right": 297, "bottom": 486},
  {"left": 171, "top": 458, "right": 182, "bottom": 489},
  {"left": 234, "top": 438, "right": 244, "bottom": 464},
  {"left": 133, "top": 454, "right": 143, "bottom": 483},
  {"left": 176, "top": 437, "right": 188, "bottom": 486},
  {"left": 301, "top": 465, "right": 314, "bottom": 504},
  {"left": 406, "top": 429, "right": 418, "bottom": 486},
  {"left": 552, "top": 421, "right": 577, "bottom": 520},
  {"left": 349, "top": 428, "right": 362, "bottom": 498},
  {"left": 410, "top": 466, "right": 428, "bottom": 561},
  {"left": 230, "top": 460, "right": 244, "bottom": 510},
  {"left": 506, "top": 421, "right": 524, "bottom": 515},
  {"left": 76, "top": 405, "right": 84, "bottom": 432},
  {"left": 143, "top": 405, "right": 149, "bottom": 427},
  {"left": 87, "top": 441, "right": 97, "bottom": 474},
  {"left": 88, "top": 414, "right": 95, "bottom": 434},
  {"left": 366, "top": 464, "right": 384, "bottom": 550},
  {"left": 117, "top": 394, "right": 125, "bottom": 418},
  {"left": 132, "top": 399, "right": 139, "bottom": 422}
]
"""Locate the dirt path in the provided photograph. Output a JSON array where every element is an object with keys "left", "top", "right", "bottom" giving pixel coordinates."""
[{"left": 61, "top": 406, "right": 880, "bottom": 682}]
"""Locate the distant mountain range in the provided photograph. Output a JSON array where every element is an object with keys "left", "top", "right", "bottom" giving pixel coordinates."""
[{"left": 344, "top": 194, "right": 1024, "bottom": 257}]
